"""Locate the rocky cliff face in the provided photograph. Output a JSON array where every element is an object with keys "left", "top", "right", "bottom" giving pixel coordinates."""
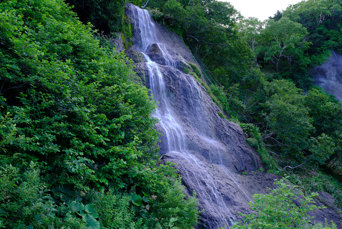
[
  {"left": 312, "top": 51, "right": 342, "bottom": 103},
  {"left": 125, "top": 4, "right": 276, "bottom": 228},
  {"left": 125, "top": 4, "right": 341, "bottom": 228}
]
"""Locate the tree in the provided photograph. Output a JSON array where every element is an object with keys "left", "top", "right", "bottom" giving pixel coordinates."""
[
  {"left": 269, "top": 10, "right": 282, "bottom": 21},
  {"left": 260, "top": 17, "right": 310, "bottom": 72},
  {"left": 263, "top": 80, "right": 314, "bottom": 160},
  {"left": 305, "top": 88, "right": 342, "bottom": 167},
  {"left": 283, "top": 0, "right": 342, "bottom": 58},
  {"left": 238, "top": 17, "right": 264, "bottom": 65}
]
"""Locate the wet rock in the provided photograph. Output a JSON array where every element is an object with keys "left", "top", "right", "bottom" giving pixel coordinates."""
[
  {"left": 146, "top": 44, "right": 165, "bottom": 63},
  {"left": 112, "top": 32, "right": 124, "bottom": 52},
  {"left": 132, "top": 62, "right": 146, "bottom": 85},
  {"left": 126, "top": 49, "right": 145, "bottom": 63},
  {"left": 126, "top": 3, "right": 342, "bottom": 228},
  {"left": 312, "top": 51, "right": 342, "bottom": 103}
]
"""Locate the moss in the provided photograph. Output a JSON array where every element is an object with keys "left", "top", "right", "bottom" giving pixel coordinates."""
[
  {"left": 241, "top": 171, "right": 248, "bottom": 175},
  {"left": 246, "top": 137, "right": 258, "bottom": 149},
  {"left": 121, "top": 15, "right": 133, "bottom": 49},
  {"left": 181, "top": 63, "right": 193, "bottom": 74},
  {"left": 189, "top": 62, "right": 201, "bottom": 78}
]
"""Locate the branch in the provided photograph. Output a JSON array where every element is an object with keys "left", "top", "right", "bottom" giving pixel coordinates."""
[
  {"left": 282, "top": 162, "right": 306, "bottom": 171},
  {"left": 142, "top": 0, "right": 149, "bottom": 8},
  {"left": 187, "top": 34, "right": 200, "bottom": 42},
  {"left": 282, "top": 157, "right": 311, "bottom": 171}
]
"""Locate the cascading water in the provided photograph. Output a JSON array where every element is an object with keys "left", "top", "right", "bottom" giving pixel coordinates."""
[{"left": 126, "top": 4, "right": 274, "bottom": 228}]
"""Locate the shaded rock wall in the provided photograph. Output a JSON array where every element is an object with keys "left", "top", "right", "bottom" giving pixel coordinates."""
[{"left": 312, "top": 51, "right": 342, "bottom": 103}]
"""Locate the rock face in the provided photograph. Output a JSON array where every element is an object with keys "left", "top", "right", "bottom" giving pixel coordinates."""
[
  {"left": 312, "top": 51, "right": 342, "bottom": 103},
  {"left": 125, "top": 4, "right": 342, "bottom": 228}
]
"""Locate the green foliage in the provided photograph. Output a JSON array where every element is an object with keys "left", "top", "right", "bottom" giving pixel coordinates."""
[
  {"left": 258, "top": 17, "right": 311, "bottom": 87},
  {"left": 65, "top": 0, "right": 125, "bottom": 34},
  {"left": 234, "top": 179, "right": 336, "bottom": 229},
  {"left": 309, "top": 134, "right": 336, "bottom": 166},
  {"left": 121, "top": 15, "right": 134, "bottom": 49},
  {"left": 65, "top": 0, "right": 142, "bottom": 34},
  {"left": 0, "top": 163, "right": 57, "bottom": 228},
  {"left": 304, "top": 87, "right": 342, "bottom": 170},
  {"left": 254, "top": 0, "right": 342, "bottom": 88},
  {"left": 210, "top": 84, "right": 230, "bottom": 115},
  {"left": 238, "top": 17, "right": 264, "bottom": 66},
  {"left": 189, "top": 62, "right": 201, "bottom": 78},
  {"left": 283, "top": 0, "right": 342, "bottom": 58},
  {"left": 240, "top": 123, "right": 278, "bottom": 172},
  {"left": 0, "top": 0, "right": 198, "bottom": 227},
  {"left": 263, "top": 80, "right": 314, "bottom": 160},
  {"left": 305, "top": 88, "right": 342, "bottom": 137},
  {"left": 94, "top": 192, "right": 139, "bottom": 228},
  {"left": 148, "top": 182, "right": 199, "bottom": 229},
  {"left": 287, "top": 171, "right": 342, "bottom": 208}
]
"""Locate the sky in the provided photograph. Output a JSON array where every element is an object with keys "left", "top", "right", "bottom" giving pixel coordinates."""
[{"left": 221, "top": 0, "right": 303, "bottom": 20}]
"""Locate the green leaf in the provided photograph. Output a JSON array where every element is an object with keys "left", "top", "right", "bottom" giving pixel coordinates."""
[
  {"left": 83, "top": 214, "right": 100, "bottom": 229},
  {"left": 70, "top": 201, "right": 84, "bottom": 212},
  {"left": 85, "top": 204, "right": 99, "bottom": 218}
]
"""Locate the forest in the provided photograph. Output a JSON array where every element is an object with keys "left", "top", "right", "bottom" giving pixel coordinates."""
[{"left": 0, "top": 0, "right": 341, "bottom": 228}]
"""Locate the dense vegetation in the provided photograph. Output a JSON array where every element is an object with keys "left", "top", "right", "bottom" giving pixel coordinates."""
[
  {"left": 0, "top": 0, "right": 198, "bottom": 228},
  {"left": 1, "top": 0, "right": 342, "bottom": 228}
]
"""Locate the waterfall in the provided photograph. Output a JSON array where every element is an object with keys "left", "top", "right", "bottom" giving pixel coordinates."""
[{"left": 126, "top": 4, "right": 267, "bottom": 228}]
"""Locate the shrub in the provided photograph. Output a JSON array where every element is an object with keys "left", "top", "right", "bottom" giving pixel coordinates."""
[
  {"left": 0, "top": 0, "right": 198, "bottom": 227},
  {"left": 234, "top": 179, "right": 336, "bottom": 229}
]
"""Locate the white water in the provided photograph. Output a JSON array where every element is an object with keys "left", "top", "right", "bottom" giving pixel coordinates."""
[{"left": 129, "top": 5, "right": 253, "bottom": 228}]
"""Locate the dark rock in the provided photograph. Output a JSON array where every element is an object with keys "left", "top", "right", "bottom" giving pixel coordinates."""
[{"left": 311, "top": 192, "right": 342, "bottom": 228}]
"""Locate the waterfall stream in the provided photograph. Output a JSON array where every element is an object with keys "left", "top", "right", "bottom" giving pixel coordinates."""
[{"left": 126, "top": 4, "right": 266, "bottom": 228}]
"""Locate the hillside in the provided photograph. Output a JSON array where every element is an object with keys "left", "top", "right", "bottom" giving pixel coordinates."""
[
  {"left": 1, "top": 0, "right": 342, "bottom": 228},
  {"left": 0, "top": 0, "right": 197, "bottom": 228}
]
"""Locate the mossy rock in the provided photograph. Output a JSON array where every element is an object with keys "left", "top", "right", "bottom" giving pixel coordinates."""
[
  {"left": 126, "top": 49, "right": 146, "bottom": 63},
  {"left": 178, "top": 60, "right": 192, "bottom": 74},
  {"left": 189, "top": 62, "right": 201, "bottom": 78},
  {"left": 121, "top": 15, "right": 133, "bottom": 49},
  {"left": 132, "top": 63, "right": 146, "bottom": 85}
]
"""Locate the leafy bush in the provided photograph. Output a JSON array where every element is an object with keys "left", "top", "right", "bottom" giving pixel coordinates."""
[
  {"left": 0, "top": 163, "right": 58, "bottom": 228},
  {"left": 263, "top": 80, "right": 314, "bottom": 160},
  {"left": 0, "top": 0, "right": 198, "bottom": 227},
  {"left": 233, "top": 179, "right": 336, "bottom": 229}
]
